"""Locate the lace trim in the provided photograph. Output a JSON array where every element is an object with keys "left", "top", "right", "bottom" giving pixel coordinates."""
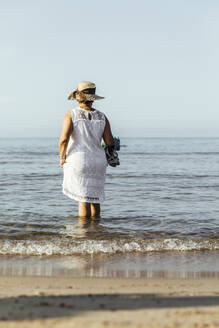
[
  {"left": 73, "top": 108, "right": 105, "bottom": 122},
  {"left": 63, "top": 188, "right": 104, "bottom": 203},
  {"left": 74, "top": 110, "right": 87, "bottom": 121}
]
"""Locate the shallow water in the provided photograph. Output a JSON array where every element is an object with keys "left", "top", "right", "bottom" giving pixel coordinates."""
[{"left": 0, "top": 137, "right": 219, "bottom": 275}]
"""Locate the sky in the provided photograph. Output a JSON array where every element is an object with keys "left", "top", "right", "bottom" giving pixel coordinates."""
[{"left": 0, "top": 0, "right": 218, "bottom": 137}]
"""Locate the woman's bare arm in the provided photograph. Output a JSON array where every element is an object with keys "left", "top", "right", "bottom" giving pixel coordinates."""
[
  {"left": 103, "top": 116, "right": 114, "bottom": 147},
  {"left": 59, "top": 110, "right": 73, "bottom": 167}
]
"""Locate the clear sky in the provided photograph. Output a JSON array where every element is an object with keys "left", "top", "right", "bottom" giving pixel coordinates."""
[{"left": 0, "top": 0, "right": 218, "bottom": 137}]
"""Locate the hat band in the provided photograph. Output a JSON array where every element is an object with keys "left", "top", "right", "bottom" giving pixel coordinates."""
[{"left": 80, "top": 88, "right": 96, "bottom": 95}]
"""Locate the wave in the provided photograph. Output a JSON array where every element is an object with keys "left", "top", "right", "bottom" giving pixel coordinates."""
[
  {"left": 123, "top": 152, "right": 219, "bottom": 156},
  {"left": 0, "top": 151, "right": 58, "bottom": 156},
  {"left": 0, "top": 237, "right": 219, "bottom": 256}
]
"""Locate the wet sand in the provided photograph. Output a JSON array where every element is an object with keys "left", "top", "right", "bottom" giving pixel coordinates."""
[{"left": 0, "top": 276, "right": 219, "bottom": 327}]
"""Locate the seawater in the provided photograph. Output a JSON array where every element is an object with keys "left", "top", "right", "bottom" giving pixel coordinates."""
[{"left": 0, "top": 137, "right": 219, "bottom": 276}]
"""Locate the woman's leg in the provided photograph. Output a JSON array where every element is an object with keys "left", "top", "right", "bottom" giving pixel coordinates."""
[
  {"left": 78, "top": 202, "right": 91, "bottom": 217},
  {"left": 90, "top": 203, "right": 100, "bottom": 217}
]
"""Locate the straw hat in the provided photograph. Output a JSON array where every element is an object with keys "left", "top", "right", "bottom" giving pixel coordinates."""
[{"left": 68, "top": 81, "right": 105, "bottom": 102}]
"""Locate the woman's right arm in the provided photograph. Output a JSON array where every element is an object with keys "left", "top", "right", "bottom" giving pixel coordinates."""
[
  {"left": 59, "top": 110, "right": 73, "bottom": 167},
  {"left": 103, "top": 116, "right": 114, "bottom": 148}
]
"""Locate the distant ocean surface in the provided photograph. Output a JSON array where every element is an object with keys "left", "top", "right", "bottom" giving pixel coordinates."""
[{"left": 0, "top": 137, "right": 219, "bottom": 263}]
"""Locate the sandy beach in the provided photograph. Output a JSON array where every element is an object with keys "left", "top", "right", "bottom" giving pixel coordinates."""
[{"left": 0, "top": 277, "right": 218, "bottom": 327}]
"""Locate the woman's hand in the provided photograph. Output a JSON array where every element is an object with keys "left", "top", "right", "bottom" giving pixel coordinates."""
[{"left": 60, "top": 157, "right": 66, "bottom": 168}]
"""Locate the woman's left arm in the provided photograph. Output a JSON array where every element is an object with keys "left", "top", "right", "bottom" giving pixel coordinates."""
[{"left": 59, "top": 110, "right": 73, "bottom": 167}]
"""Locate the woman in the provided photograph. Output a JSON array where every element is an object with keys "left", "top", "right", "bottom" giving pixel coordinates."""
[{"left": 59, "top": 81, "right": 115, "bottom": 218}]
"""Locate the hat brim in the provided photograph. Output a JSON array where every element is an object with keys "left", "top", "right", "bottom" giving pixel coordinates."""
[
  {"left": 86, "top": 94, "right": 105, "bottom": 101},
  {"left": 68, "top": 91, "right": 105, "bottom": 101}
]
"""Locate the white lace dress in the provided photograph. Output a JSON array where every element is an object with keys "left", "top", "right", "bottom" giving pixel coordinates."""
[{"left": 62, "top": 107, "right": 107, "bottom": 203}]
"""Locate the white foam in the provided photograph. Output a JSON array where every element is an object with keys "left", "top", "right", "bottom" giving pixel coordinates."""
[{"left": 0, "top": 237, "right": 218, "bottom": 256}]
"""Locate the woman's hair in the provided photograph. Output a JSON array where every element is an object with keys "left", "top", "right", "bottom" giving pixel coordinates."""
[
  {"left": 70, "top": 89, "right": 95, "bottom": 104},
  {"left": 68, "top": 83, "right": 104, "bottom": 102},
  {"left": 70, "top": 90, "right": 87, "bottom": 103}
]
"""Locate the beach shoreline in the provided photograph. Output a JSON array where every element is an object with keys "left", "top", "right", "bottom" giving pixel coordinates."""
[{"left": 0, "top": 276, "right": 219, "bottom": 327}]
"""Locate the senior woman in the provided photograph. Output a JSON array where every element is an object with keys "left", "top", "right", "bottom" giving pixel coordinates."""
[{"left": 59, "top": 81, "right": 114, "bottom": 218}]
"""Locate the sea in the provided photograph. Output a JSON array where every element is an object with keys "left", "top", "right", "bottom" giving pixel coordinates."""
[{"left": 0, "top": 137, "right": 219, "bottom": 278}]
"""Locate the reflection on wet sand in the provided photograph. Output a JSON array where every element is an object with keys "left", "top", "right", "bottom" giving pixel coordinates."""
[{"left": 1, "top": 251, "right": 219, "bottom": 278}]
